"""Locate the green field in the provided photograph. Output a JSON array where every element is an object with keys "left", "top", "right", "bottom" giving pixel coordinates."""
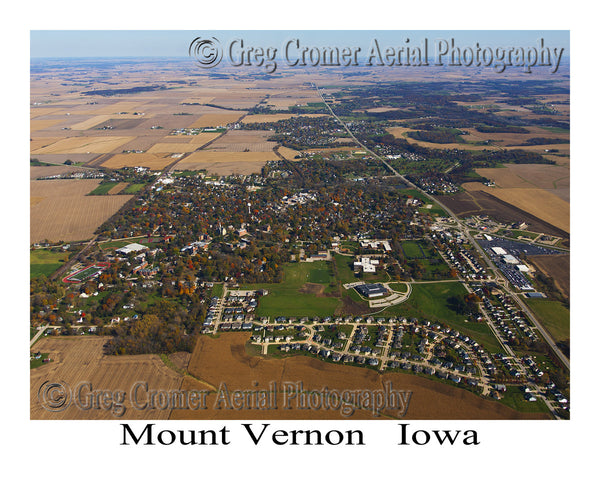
[
  {"left": 241, "top": 261, "right": 340, "bottom": 317},
  {"left": 88, "top": 182, "right": 117, "bottom": 195},
  {"left": 30, "top": 249, "right": 68, "bottom": 278},
  {"left": 123, "top": 183, "right": 145, "bottom": 194},
  {"left": 401, "top": 241, "right": 425, "bottom": 258},
  {"left": 211, "top": 283, "right": 224, "bottom": 298},
  {"left": 333, "top": 254, "right": 357, "bottom": 284},
  {"left": 525, "top": 298, "right": 570, "bottom": 342}
]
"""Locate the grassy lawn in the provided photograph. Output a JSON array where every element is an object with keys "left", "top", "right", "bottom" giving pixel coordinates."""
[
  {"left": 211, "top": 283, "right": 224, "bottom": 298},
  {"left": 388, "top": 282, "right": 409, "bottom": 293},
  {"left": 241, "top": 261, "right": 340, "bottom": 317},
  {"left": 30, "top": 249, "right": 68, "bottom": 278},
  {"left": 30, "top": 353, "right": 51, "bottom": 369},
  {"left": 497, "top": 386, "right": 551, "bottom": 415},
  {"left": 525, "top": 298, "right": 570, "bottom": 342}
]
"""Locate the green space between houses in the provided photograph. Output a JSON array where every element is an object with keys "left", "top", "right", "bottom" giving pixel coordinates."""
[
  {"left": 30, "top": 249, "right": 69, "bottom": 278},
  {"left": 497, "top": 385, "right": 551, "bottom": 415},
  {"left": 211, "top": 283, "right": 224, "bottom": 298},
  {"left": 240, "top": 261, "right": 339, "bottom": 317},
  {"left": 525, "top": 298, "right": 570, "bottom": 342}
]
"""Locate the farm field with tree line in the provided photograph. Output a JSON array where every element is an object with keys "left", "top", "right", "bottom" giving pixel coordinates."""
[{"left": 30, "top": 52, "right": 569, "bottom": 420}]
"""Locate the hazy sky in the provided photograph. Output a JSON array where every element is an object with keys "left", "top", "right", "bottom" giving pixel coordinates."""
[{"left": 30, "top": 30, "right": 569, "bottom": 58}]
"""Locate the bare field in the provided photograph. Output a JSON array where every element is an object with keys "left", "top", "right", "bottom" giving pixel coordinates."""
[
  {"left": 475, "top": 164, "right": 569, "bottom": 191},
  {"left": 243, "top": 113, "right": 327, "bottom": 123},
  {"left": 529, "top": 254, "right": 570, "bottom": 299},
  {"left": 172, "top": 332, "right": 547, "bottom": 420},
  {"left": 206, "top": 130, "right": 277, "bottom": 152},
  {"left": 30, "top": 179, "right": 133, "bottom": 243},
  {"left": 436, "top": 190, "right": 569, "bottom": 239},
  {"left": 30, "top": 137, "right": 65, "bottom": 152},
  {"left": 461, "top": 184, "right": 569, "bottom": 233},
  {"left": 174, "top": 151, "right": 278, "bottom": 175},
  {"left": 30, "top": 164, "right": 92, "bottom": 179},
  {"left": 30, "top": 107, "right": 64, "bottom": 118},
  {"left": 30, "top": 119, "right": 65, "bottom": 131},
  {"left": 278, "top": 146, "right": 303, "bottom": 160},
  {"left": 189, "top": 113, "right": 247, "bottom": 129},
  {"left": 31, "top": 136, "right": 136, "bottom": 154},
  {"left": 31, "top": 337, "right": 184, "bottom": 420},
  {"left": 146, "top": 143, "right": 202, "bottom": 154},
  {"left": 70, "top": 114, "right": 153, "bottom": 131},
  {"left": 100, "top": 152, "right": 173, "bottom": 170},
  {"left": 76, "top": 101, "right": 149, "bottom": 115},
  {"left": 108, "top": 182, "right": 129, "bottom": 194}
]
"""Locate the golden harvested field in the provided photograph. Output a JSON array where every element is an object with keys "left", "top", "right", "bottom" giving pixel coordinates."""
[
  {"left": 146, "top": 142, "right": 201, "bottom": 154},
  {"left": 77, "top": 101, "right": 149, "bottom": 115},
  {"left": 30, "top": 119, "right": 64, "bottom": 131},
  {"left": 31, "top": 136, "right": 136, "bottom": 154},
  {"left": 69, "top": 114, "right": 153, "bottom": 131},
  {"left": 30, "top": 107, "right": 64, "bottom": 119},
  {"left": 243, "top": 113, "right": 327, "bottom": 123},
  {"left": 206, "top": 130, "right": 277, "bottom": 152},
  {"left": 278, "top": 146, "right": 303, "bottom": 160},
  {"left": 171, "top": 332, "right": 548, "bottom": 420},
  {"left": 31, "top": 337, "right": 184, "bottom": 420},
  {"left": 175, "top": 151, "right": 278, "bottom": 175},
  {"left": 189, "top": 113, "right": 246, "bottom": 129},
  {"left": 100, "top": 152, "right": 173, "bottom": 170},
  {"left": 30, "top": 137, "right": 65, "bottom": 151},
  {"left": 186, "top": 132, "right": 222, "bottom": 144},
  {"left": 182, "top": 96, "right": 215, "bottom": 104},
  {"left": 107, "top": 182, "right": 129, "bottom": 194},
  {"left": 462, "top": 184, "right": 570, "bottom": 233},
  {"left": 475, "top": 164, "right": 570, "bottom": 191},
  {"left": 30, "top": 179, "right": 133, "bottom": 243}
]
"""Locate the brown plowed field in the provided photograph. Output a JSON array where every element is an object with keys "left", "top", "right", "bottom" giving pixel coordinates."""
[
  {"left": 171, "top": 332, "right": 548, "bottom": 420},
  {"left": 435, "top": 190, "right": 569, "bottom": 240},
  {"left": 30, "top": 337, "right": 184, "bottom": 420},
  {"left": 30, "top": 179, "right": 133, "bottom": 243},
  {"left": 528, "top": 254, "right": 570, "bottom": 299},
  {"left": 461, "top": 185, "right": 569, "bottom": 234}
]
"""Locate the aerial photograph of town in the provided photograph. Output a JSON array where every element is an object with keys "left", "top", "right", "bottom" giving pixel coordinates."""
[{"left": 29, "top": 30, "right": 571, "bottom": 424}]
